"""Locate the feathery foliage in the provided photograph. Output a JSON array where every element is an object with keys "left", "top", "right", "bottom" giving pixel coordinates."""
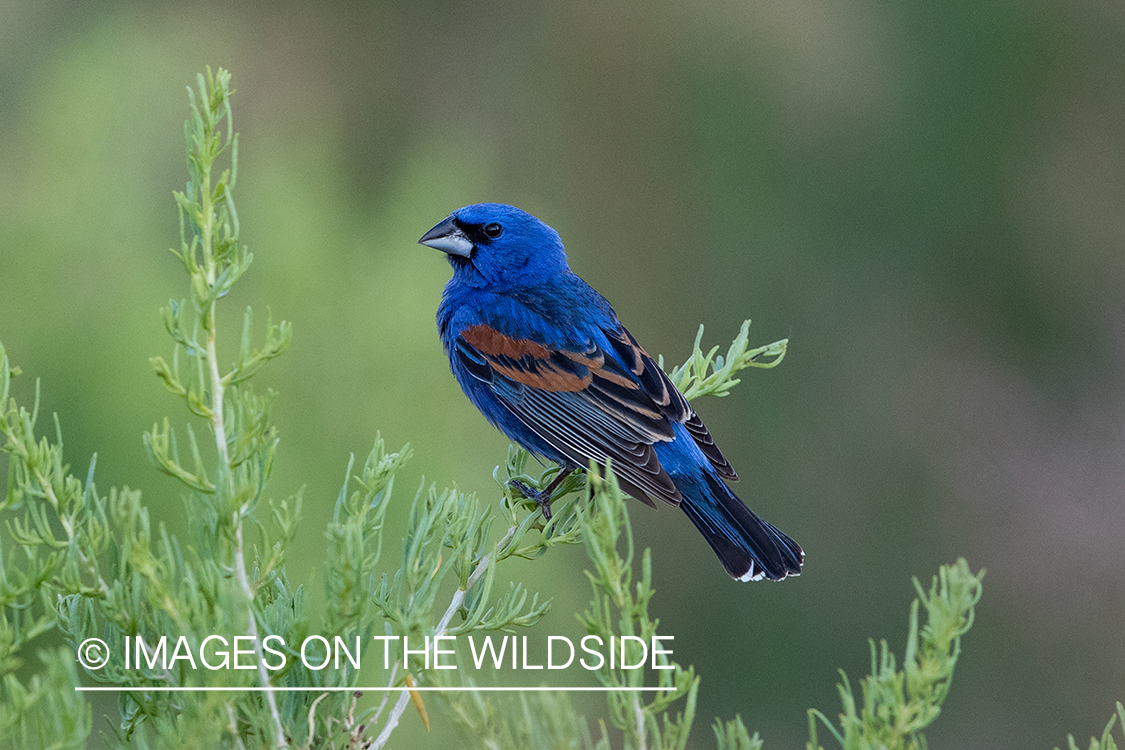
[
  {"left": 0, "top": 67, "right": 992, "bottom": 750},
  {"left": 1057, "top": 704, "right": 1125, "bottom": 750},
  {"left": 806, "top": 559, "right": 984, "bottom": 750}
]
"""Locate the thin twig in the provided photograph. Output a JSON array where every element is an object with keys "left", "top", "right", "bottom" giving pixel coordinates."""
[
  {"left": 200, "top": 141, "right": 286, "bottom": 747},
  {"left": 371, "top": 522, "right": 516, "bottom": 749},
  {"left": 369, "top": 661, "right": 399, "bottom": 727},
  {"left": 227, "top": 704, "right": 248, "bottom": 750},
  {"left": 635, "top": 694, "right": 647, "bottom": 750}
]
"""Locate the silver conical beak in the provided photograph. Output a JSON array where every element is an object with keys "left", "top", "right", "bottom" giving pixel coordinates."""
[{"left": 419, "top": 216, "right": 473, "bottom": 258}]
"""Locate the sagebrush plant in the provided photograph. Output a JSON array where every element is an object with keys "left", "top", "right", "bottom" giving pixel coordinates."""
[
  {"left": 805, "top": 559, "right": 983, "bottom": 750},
  {"left": 0, "top": 67, "right": 991, "bottom": 750},
  {"left": 1057, "top": 704, "right": 1125, "bottom": 750}
]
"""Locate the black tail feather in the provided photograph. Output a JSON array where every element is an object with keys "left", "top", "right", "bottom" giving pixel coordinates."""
[{"left": 680, "top": 472, "right": 803, "bottom": 582}]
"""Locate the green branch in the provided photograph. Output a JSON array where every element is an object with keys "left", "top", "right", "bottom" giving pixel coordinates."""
[
  {"left": 807, "top": 559, "right": 984, "bottom": 750},
  {"left": 664, "top": 320, "right": 787, "bottom": 400},
  {"left": 1057, "top": 703, "right": 1125, "bottom": 750}
]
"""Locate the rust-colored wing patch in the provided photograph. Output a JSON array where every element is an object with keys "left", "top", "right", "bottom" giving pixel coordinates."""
[
  {"left": 460, "top": 324, "right": 591, "bottom": 392},
  {"left": 461, "top": 324, "right": 550, "bottom": 359},
  {"left": 453, "top": 321, "right": 739, "bottom": 502}
]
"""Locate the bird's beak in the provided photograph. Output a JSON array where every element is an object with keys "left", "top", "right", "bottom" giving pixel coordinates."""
[{"left": 418, "top": 216, "right": 473, "bottom": 258}]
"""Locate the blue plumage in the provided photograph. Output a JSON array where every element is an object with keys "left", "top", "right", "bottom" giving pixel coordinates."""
[{"left": 420, "top": 203, "right": 803, "bottom": 582}]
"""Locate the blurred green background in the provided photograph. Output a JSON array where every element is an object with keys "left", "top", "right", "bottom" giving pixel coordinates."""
[{"left": 2, "top": 1, "right": 1123, "bottom": 747}]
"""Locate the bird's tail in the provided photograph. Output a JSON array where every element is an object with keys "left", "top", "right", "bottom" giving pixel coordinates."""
[{"left": 679, "top": 471, "right": 803, "bottom": 582}]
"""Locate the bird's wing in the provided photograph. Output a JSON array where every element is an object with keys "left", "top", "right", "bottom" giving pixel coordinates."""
[
  {"left": 453, "top": 322, "right": 737, "bottom": 506},
  {"left": 601, "top": 324, "right": 738, "bottom": 481},
  {"left": 453, "top": 323, "right": 683, "bottom": 506}
]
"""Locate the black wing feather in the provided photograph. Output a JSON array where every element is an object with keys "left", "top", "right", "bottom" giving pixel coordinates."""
[{"left": 454, "top": 322, "right": 738, "bottom": 504}]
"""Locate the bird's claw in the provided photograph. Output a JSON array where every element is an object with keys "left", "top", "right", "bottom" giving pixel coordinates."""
[{"left": 508, "top": 479, "right": 554, "bottom": 521}]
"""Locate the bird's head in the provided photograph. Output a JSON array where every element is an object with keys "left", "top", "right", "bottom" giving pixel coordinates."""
[{"left": 418, "top": 203, "right": 570, "bottom": 288}]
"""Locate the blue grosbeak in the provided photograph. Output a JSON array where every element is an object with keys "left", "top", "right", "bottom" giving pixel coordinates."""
[{"left": 420, "top": 203, "right": 802, "bottom": 582}]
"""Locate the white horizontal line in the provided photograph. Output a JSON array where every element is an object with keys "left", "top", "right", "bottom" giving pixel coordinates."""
[{"left": 76, "top": 686, "right": 668, "bottom": 693}]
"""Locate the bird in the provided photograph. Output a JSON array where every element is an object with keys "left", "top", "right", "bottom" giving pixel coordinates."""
[{"left": 419, "top": 203, "right": 803, "bottom": 582}]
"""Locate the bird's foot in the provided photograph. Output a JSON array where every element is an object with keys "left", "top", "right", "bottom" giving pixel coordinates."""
[
  {"left": 508, "top": 479, "right": 554, "bottom": 521},
  {"left": 508, "top": 468, "right": 575, "bottom": 522}
]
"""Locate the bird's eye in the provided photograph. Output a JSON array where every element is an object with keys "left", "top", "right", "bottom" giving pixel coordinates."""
[{"left": 483, "top": 222, "right": 503, "bottom": 239}]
